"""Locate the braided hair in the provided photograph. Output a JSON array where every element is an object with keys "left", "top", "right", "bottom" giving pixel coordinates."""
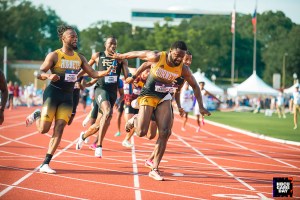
[{"left": 57, "top": 25, "right": 75, "bottom": 42}]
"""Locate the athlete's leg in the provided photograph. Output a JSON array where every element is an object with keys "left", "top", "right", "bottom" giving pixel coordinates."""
[
  {"left": 96, "top": 100, "right": 113, "bottom": 146},
  {"left": 146, "top": 120, "right": 157, "bottom": 140},
  {"left": 152, "top": 100, "right": 173, "bottom": 169},
  {"left": 182, "top": 112, "right": 188, "bottom": 130},
  {"left": 135, "top": 105, "right": 154, "bottom": 137}
]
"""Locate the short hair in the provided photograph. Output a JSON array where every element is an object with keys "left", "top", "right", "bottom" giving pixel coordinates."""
[
  {"left": 170, "top": 41, "right": 187, "bottom": 51},
  {"left": 186, "top": 50, "right": 192, "bottom": 55},
  {"left": 199, "top": 81, "right": 205, "bottom": 85},
  {"left": 105, "top": 35, "right": 117, "bottom": 42},
  {"left": 57, "top": 25, "right": 75, "bottom": 41}
]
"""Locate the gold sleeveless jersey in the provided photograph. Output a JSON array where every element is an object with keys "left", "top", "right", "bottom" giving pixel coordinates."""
[
  {"left": 50, "top": 49, "right": 82, "bottom": 92},
  {"left": 150, "top": 51, "right": 182, "bottom": 84},
  {"left": 140, "top": 51, "right": 183, "bottom": 99}
]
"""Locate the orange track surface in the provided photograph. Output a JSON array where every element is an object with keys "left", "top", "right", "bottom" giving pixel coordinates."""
[{"left": 0, "top": 106, "right": 299, "bottom": 200}]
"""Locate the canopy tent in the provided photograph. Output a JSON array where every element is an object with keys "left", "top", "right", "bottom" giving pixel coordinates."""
[
  {"left": 192, "top": 71, "right": 224, "bottom": 95},
  {"left": 227, "top": 72, "right": 279, "bottom": 97},
  {"left": 284, "top": 82, "right": 299, "bottom": 94}
]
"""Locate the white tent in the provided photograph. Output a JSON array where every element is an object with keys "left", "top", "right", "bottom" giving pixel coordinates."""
[
  {"left": 227, "top": 72, "right": 279, "bottom": 96},
  {"left": 284, "top": 82, "right": 299, "bottom": 94},
  {"left": 192, "top": 71, "right": 224, "bottom": 95}
]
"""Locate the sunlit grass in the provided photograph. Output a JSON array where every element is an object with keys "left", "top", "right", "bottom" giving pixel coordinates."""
[{"left": 207, "top": 111, "right": 300, "bottom": 142}]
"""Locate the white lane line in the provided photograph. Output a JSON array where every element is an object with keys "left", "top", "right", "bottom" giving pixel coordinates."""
[
  {"left": 0, "top": 122, "right": 24, "bottom": 130},
  {"left": 130, "top": 137, "right": 141, "bottom": 200},
  {"left": 0, "top": 139, "right": 77, "bottom": 197},
  {"left": 0, "top": 183, "right": 87, "bottom": 200},
  {"left": 0, "top": 131, "right": 38, "bottom": 146},
  {"left": 0, "top": 165, "right": 206, "bottom": 200},
  {"left": 172, "top": 132, "right": 256, "bottom": 191},
  {"left": 200, "top": 127, "right": 298, "bottom": 169}
]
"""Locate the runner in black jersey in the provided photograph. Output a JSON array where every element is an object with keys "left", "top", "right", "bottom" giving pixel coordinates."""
[
  {"left": 25, "top": 25, "right": 112, "bottom": 174},
  {"left": 75, "top": 36, "right": 129, "bottom": 157}
]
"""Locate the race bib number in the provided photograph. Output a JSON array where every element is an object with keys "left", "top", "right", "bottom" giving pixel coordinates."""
[
  {"left": 65, "top": 70, "right": 77, "bottom": 82},
  {"left": 104, "top": 75, "right": 117, "bottom": 83},
  {"left": 155, "top": 82, "right": 178, "bottom": 93},
  {"left": 133, "top": 88, "right": 141, "bottom": 95}
]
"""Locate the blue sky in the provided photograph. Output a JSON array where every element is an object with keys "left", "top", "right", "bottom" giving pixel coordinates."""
[{"left": 30, "top": 0, "right": 300, "bottom": 30}]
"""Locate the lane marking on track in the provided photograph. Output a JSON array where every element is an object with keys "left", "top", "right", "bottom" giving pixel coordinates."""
[
  {"left": 130, "top": 136, "right": 141, "bottom": 200},
  {"left": 172, "top": 132, "right": 256, "bottom": 191},
  {"left": 0, "top": 139, "right": 77, "bottom": 197},
  {"left": 196, "top": 124, "right": 299, "bottom": 169},
  {"left": 0, "top": 165, "right": 207, "bottom": 200},
  {"left": 172, "top": 173, "right": 184, "bottom": 177},
  {"left": 0, "top": 183, "right": 88, "bottom": 200}
]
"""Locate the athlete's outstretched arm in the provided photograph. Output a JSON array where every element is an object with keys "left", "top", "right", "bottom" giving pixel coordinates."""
[
  {"left": 125, "top": 62, "right": 152, "bottom": 84},
  {"left": 182, "top": 65, "right": 211, "bottom": 116},
  {"left": 79, "top": 54, "right": 112, "bottom": 78},
  {"left": 111, "top": 50, "right": 160, "bottom": 62},
  {"left": 121, "top": 59, "right": 129, "bottom": 79},
  {"left": 174, "top": 82, "right": 185, "bottom": 117}
]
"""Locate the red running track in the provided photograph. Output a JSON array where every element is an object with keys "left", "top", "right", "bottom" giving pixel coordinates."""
[{"left": 0, "top": 106, "right": 299, "bottom": 199}]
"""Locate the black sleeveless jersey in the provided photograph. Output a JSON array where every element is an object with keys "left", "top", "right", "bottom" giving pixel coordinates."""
[{"left": 95, "top": 52, "right": 122, "bottom": 93}]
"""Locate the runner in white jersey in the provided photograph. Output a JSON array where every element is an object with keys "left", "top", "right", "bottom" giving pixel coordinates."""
[
  {"left": 194, "top": 81, "right": 221, "bottom": 132},
  {"left": 292, "top": 84, "right": 300, "bottom": 129},
  {"left": 180, "top": 83, "right": 194, "bottom": 131}
]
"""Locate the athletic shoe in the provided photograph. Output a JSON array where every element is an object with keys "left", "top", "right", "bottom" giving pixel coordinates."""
[
  {"left": 144, "top": 159, "right": 153, "bottom": 169},
  {"left": 25, "top": 109, "right": 41, "bottom": 127},
  {"left": 95, "top": 147, "right": 102, "bottom": 158},
  {"left": 125, "top": 114, "right": 137, "bottom": 132},
  {"left": 181, "top": 127, "right": 186, "bottom": 131},
  {"left": 82, "top": 115, "right": 90, "bottom": 127},
  {"left": 39, "top": 164, "right": 56, "bottom": 174},
  {"left": 75, "top": 131, "right": 85, "bottom": 150},
  {"left": 196, "top": 127, "right": 200, "bottom": 133},
  {"left": 149, "top": 168, "right": 164, "bottom": 181},
  {"left": 114, "top": 131, "right": 121, "bottom": 137},
  {"left": 122, "top": 140, "right": 133, "bottom": 148},
  {"left": 89, "top": 143, "right": 97, "bottom": 150}
]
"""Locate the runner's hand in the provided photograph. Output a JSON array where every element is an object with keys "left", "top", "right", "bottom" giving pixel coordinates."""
[
  {"left": 178, "top": 107, "right": 185, "bottom": 117},
  {"left": 125, "top": 77, "right": 134, "bottom": 84},
  {"left": 106, "top": 66, "right": 113, "bottom": 75},
  {"left": 49, "top": 74, "right": 60, "bottom": 82},
  {"left": 200, "top": 107, "right": 211, "bottom": 116}
]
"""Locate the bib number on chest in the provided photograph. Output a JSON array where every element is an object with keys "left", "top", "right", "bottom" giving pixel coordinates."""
[
  {"left": 155, "top": 82, "right": 178, "bottom": 93},
  {"left": 65, "top": 70, "right": 78, "bottom": 82},
  {"left": 105, "top": 75, "right": 117, "bottom": 83}
]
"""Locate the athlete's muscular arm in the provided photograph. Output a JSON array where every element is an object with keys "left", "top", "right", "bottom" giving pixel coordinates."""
[
  {"left": 182, "top": 65, "right": 211, "bottom": 116},
  {"left": 125, "top": 62, "right": 152, "bottom": 84},
  {"left": 121, "top": 59, "right": 129, "bottom": 79},
  {"left": 37, "top": 52, "right": 60, "bottom": 82},
  {"left": 85, "top": 78, "right": 97, "bottom": 87},
  {"left": 79, "top": 54, "right": 112, "bottom": 78},
  {"left": 111, "top": 50, "right": 160, "bottom": 62},
  {"left": 174, "top": 83, "right": 185, "bottom": 117},
  {"left": 205, "top": 90, "right": 222, "bottom": 103}
]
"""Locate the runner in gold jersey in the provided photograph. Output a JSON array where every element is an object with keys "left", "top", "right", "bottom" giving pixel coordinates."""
[
  {"left": 112, "top": 41, "right": 211, "bottom": 181},
  {"left": 25, "top": 25, "right": 112, "bottom": 174}
]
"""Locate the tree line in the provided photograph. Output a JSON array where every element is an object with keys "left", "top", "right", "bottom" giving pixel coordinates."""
[{"left": 1, "top": 0, "right": 299, "bottom": 87}]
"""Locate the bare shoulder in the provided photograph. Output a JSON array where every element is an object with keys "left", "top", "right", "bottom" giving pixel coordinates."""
[{"left": 181, "top": 65, "right": 192, "bottom": 77}]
